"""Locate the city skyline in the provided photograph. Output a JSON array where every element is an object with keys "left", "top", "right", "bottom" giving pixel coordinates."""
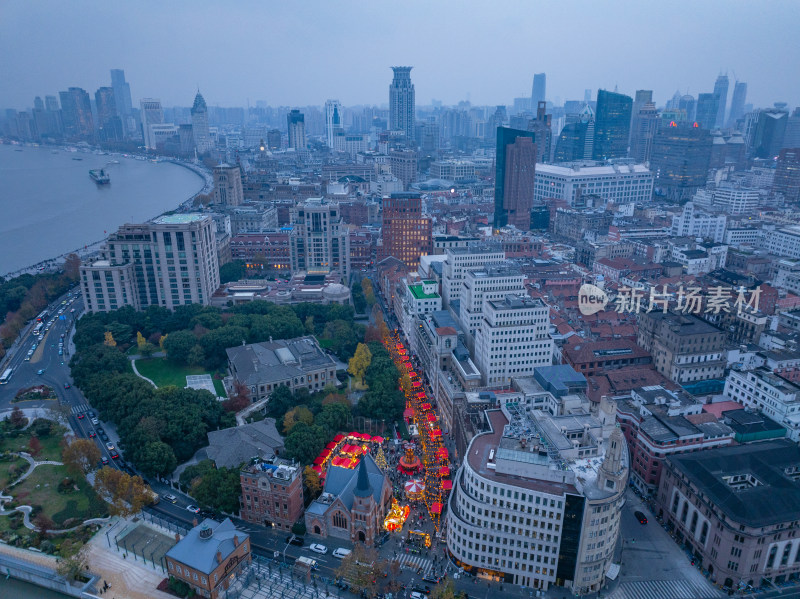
[{"left": 2, "top": 1, "right": 799, "bottom": 110}]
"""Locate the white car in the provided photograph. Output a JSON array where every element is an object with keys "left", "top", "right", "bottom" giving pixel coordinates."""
[{"left": 309, "top": 543, "right": 328, "bottom": 555}]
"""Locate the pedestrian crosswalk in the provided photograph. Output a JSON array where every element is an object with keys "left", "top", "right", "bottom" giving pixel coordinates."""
[
  {"left": 393, "top": 552, "right": 433, "bottom": 576},
  {"left": 71, "top": 403, "right": 91, "bottom": 415},
  {"left": 608, "top": 579, "right": 724, "bottom": 599}
]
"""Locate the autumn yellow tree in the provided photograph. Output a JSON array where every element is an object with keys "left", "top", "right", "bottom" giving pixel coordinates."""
[
  {"left": 361, "top": 278, "right": 377, "bottom": 306},
  {"left": 303, "top": 465, "right": 322, "bottom": 500},
  {"left": 283, "top": 405, "right": 314, "bottom": 434},
  {"left": 159, "top": 334, "right": 167, "bottom": 350},
  {"left": 93, "top": 467, "right": 151, "bottom": 516},
  {"left": 137, "top": 331, "right": 146, "bottom": 349},
  {"left": 62, "top": 438, "right": 101, "bottom": 476},
  {"left": 348, "top": 342, "right": 372, "bottom": 388},
  {"left": 103, "top": 331, "right": 116, "bottom": 347}
]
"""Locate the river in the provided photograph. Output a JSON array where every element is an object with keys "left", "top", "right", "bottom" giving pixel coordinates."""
[
  {"left": 0, "top": 144, "right": 205, "bottom": 276},
  {"left": 0, "top": 576, "right": 72, "bottom": 598}
]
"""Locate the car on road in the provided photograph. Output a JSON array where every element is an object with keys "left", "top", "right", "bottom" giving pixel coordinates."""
[
  {"left": 101, "top": 457, "right": 109, "bottom": 465},
  {"left": 634, "top": 510, "right": 648, "bottom": 525},
  {"left": 186, "top": 505, "right": 200, "bottom": 514},
  {"left": 110, "top": 451, "right": 119, "bottom": 459},
  {"left": 309, "top": 543, "right": 328, "bottom": 554},
  {"left": 105, "top": 442, "right": 115, "bottom": 451},
  {"left": 332, "top": 548, "right": 351, "bottom": 559},
  {"left": 410, "top": 592, "right": 426, "bottom": 599},
  {"left": 285, "top": 535, "right": 304, "bottom": 547},
  {"left": 99, "top": 433, "right": 109, "bottom": 442},
  {"left": 88, "top": 411, "right": 96, "bottom": 418},
  {"left": 422, "top": 576, "right": 440, "bottom": 584},
  {"left": 36, "top": 369, "right": 45, "bottom": 375},
  {"left": 91, "top": 417, "right": 99, "bottom": 425},
  {"left": 64, "top": 382, "right": 70, "bottom": 389},
  {"left": 88, "top": 430, "right": 96, "bottom": 438},
  {"left": 162, "top": 494, "right": 177, "bottom": 503},
  {"left": 77, "top": 413, "right": 85, "bottom": 419},
  {"left": 412, "top": 586, "right": 431, "bottom": 595}
]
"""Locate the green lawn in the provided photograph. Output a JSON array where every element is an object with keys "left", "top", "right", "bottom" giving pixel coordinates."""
[
  {"left": 0, "top": 457, "right": 29, "bottom": 490},
  {"left": 134, "top": 358, "right": 226, "bottom": 397},
  {"left": 10, "top": 464, "right": 107, "bottom": 527},
  {"left": 0, "top": 425, "right": 67, "bottom": 462}
]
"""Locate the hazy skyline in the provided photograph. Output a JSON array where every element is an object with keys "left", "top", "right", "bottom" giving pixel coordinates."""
[{"left": 2, "top": 0, "right": 799, "bottom": 111}]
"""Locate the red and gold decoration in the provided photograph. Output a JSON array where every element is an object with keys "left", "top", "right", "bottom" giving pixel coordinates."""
[{"left": 383, "top": 498, "right": 410, "bottom": 532}]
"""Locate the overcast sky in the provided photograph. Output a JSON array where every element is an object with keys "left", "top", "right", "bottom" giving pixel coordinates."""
[{"left": 2, "top": 0, "right": 798, "bottom": 111}]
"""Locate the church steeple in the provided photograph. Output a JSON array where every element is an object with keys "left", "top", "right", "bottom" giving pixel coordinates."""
[
  {"left": 353, "top": 458, "right": 373, "bottom": 498},
  {"left": 596, "top": 427, "right": 627, "bottom": 493}
]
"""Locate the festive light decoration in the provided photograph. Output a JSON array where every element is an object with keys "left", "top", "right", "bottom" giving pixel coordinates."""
[
  {"left": 383, "top": 331, "right": 451, "bottom": 532},
  {"left": 383, "top": 498, "right": 411, "bottom": 532},
  {"left": 375, "top": 446, "right": 388, "bottom": 471}
]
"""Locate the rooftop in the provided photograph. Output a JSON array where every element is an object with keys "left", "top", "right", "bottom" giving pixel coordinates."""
[
  {"left": 152, "top": 213, "right": 207, "bottom": 225},
  {"left": 166, "top": 518, "right": 249, "bottom": 575},
  {"left": 408, "top": 283, "right": 440, "bottom": 300}
]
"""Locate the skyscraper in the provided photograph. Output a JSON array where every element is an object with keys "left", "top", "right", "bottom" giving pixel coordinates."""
[
  {"left": 750, "top": 107, "right": 789, "bottom": 159},
  {"left": 527, "top": 101, "right": 552, "bottom": 163},
  {"left": 110, "top": 69, "right": 134, "bottom": 137},
  {"left": 287, "top": 109, "right": 306, "bottom": 150},
  {"left": 696, "top": 93, "right": 719, "bottom": 130},
  {"left": 95, "top": 87, "right": 122, "bottom": 141},
  {"left": 713, "top": 74, "right": 729, "bottom": 129},
  {"left": 140, "top": 98, "right": 164, "bottom": 149},
  {"left": 58, "top": 87, "right": 93, "bottom": 140},
  {"left": 678, "top": 95, "right": 696, "bottom": 122},
  {"left": 592, "top": 89, "right": 632, "bottom": 160},
  {"left": 389, "top": 66, "right": 415, "bottom": 140},
  {"left": 494, "top": 127, "right": 537, "bottom": 230},
  {"left": 213, "top": 163, "right": 243, "bottom": 207},
  {"left": 191, "top": 91, "right": 211, "bottom": 153},
  {"left": 554, "top": 104, "right": 594, "bottom": 162},
  {"left": 728, "top": 81, "right": 747, "bottom": 128},
  {"left": 650, "top": 122, "right": 712, "bottom": 202},
  {"left": 379, "top": 192, "right": 432, "bottom": 269},
  {"left": 324, "top": 99, "right": 343, "bottom": 149},
  {"left": 290, "top": 198, "right": 351, "bottom": 280},
  {"left": 629, "top": 90, "right": 653, "bottom": 144},
  {"left": 531, "top": 73, "right": 546, "bottom": 107},
  {"left": 772, "top": 148, "right": 800, "bottom": 203},
  {"left": 630, "top": 102, "right": 659, "bottom": 163}
]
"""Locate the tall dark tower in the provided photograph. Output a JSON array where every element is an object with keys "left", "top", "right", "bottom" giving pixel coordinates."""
[
  {"left": 728, "top": 81, "right": 748, "bottom": 128},
  {"left": 494, "top": 127, "right": 537, "bottom": 230},
  {"left": 593, "top": 89, "right": 632, "bottom": 160},
  {"left": 713, "top": 74, "right": 729, "bottom": 129},
  {"left": 531, "top": 73, "right": 546, "bottom": 107},
  {"left": 389, "top": 67, "right": 415, "bottom": 140}
]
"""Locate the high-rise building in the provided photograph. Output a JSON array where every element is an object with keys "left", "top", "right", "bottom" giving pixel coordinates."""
[
  {"left": 389, "top": 66, "right": 415, "bottom": 140},
  {"left": 713, "top": 74, "right": 729, "bottom": 129},
  {"left": 139, "top": 98, "right": 164, "bottom": 149},
  {"left": 527, "top": 101, "right": 552, "bottom": 163},
  {"left": 324, "top": 99, "right": 343, "bottom": 149},
  {"left": 629, "top": 90, "right": 653, "bottom": 143},
  {"left": 58, "top": 87, "right": 94, "bottom": 139},
  {"left": 531, "top": 72, "right": 546, "bottom": 107},
  {"left": 629, "top": 102, "right": 659, "bottom": 163},
  {"left": 213, "top": 163, "right": 243, "bottom": 207},
  {"left": 389, "top": 149, "right": 418, "bottom": 189},
  {"left": 45, "top": 95, "right": 59, "bottom": 112},
  {"left": 649, "top": 122, "right": 713, "bottom": 202},
  {"left": 110, "top": 69, "right": 134, "bottom": 138},
  {"left": 783, "top": 107, "right": 800, "bottom": 150},
  {"left": 190, "top": 91, "right": 212, "bottom": 153},
  {"left": 592, "top": 89, "right": 632, "bottom": 160},
  {"left": 80, "top": 214, "right": 220, "bottom": 313},
  {"left": 773, "top": 148, "right": 800, "bottom": 203},
  {"left": 727, "top": 81, "right": 747, "bottom": 128},
  {"left": 750, "top": 107, "right": 789, "bottom": 159},
  {"left": 94, "top": 87, "right": 122, "bottom": 141},
  {"left": 33, "top": 96, "right": 44, "bottom": 111},
  {"left": 554, "top": 105, "right": 594, "bottom": 162},
  {"left": 494, "top": 127, "right": 536, "bottom": 230},
  {"left": 287, "top": 109, "right": 306, "bottom": 151},
  {"left": 695, "top": 93, "right": 719, "bottom": 130},
  {"left": 290, "top": 197, "right": 350, "bottom": 280},
  {"left": 678, "top": 94, "right": 696, "bottom": 122},
  {"left": 379, "top": 192, "right": 432, "bottom": 269}
]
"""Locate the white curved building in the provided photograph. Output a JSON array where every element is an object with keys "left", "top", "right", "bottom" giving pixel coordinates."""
[{"left": 446, "top": 404, "right": 628, "bottom": 595}]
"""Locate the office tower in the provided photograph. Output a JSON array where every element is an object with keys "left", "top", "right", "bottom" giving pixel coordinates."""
[
  {"left": 678, "top": 95, "right": 696, "bottom": 122},
  {"left": 783, "top": 108, "right": 800, "bottom": 149},
  {"left": 389, "top": 149, "right": 418, "bottom": 189},
  {"left": 379, "top": 192, "right": 432, "bottom": 269},
  {"left": 772, "top": 148, "right": 800, "bottom": 203},
  {"left": 494, "top": 127, "right": 537, "bottom": 230},
  {"left": 266, "top": 129, "right": 282, "bottom": 150},
  {"left": 713, "top": 74, "right": 729, "bottom": 129},
  {"left": 33, "top": 96, "right": 44, "bottom": 111},
  {"left": 95, "top": 87, "right": 122, "bottom": 141},
  {"left": 139, "top": 98, "right": 164, "bottom": 149},
  {"left": 554, "top": 104, "right": 594, "bottom": 162},
  {"left": 290, "top": 198, "right": 351, "bottom": 280},
  {"left": 531, "top": 72, "right": 546, "bottom": 107},
  {"left": 534, "top": 163, "right": 653, "bottom": 207},
  {"left": 324, "top": 99, "right": 343, "bottom": 149},
  {"left": 287, "top": 109, "right": 306, "bottom": 150},
  {"left": 389, "top": 66, "right": 415, "bottom": 140},
  {"left": 526, "top": 101, "right": 552, "bottom": 163},
  {"left": 695, "top": 93, "right": 719, "bottom": 130},
  {"left": 750, "top": 106, "right": 789, "bottom": 159},
  {"left": 45, "top": 95, "right": 59, "bottom": 112},
  {"left": 728, "top": 81, "right": 747, "bottom": 128},
  {"left": 191, "top": 91, "right": 212, "bottom": 153},
  {"left": 584, "top": 89, "right": 592, "bottom": 103},
  {"left": 110, "top": 69, "right": 133, "bottom": 137},
  {"left": 213, "top": 163, "right": 243, "bottom": 207},
  {"left": 592, "top": 89, "right": 632, "bottom": 160},
  {"left": 80, "top": 214, "right": 220, "bottom": 313},
  {"left": 629, "top": 90, "right": 652, "bottom": 146},
  {"left": 649, "top": 122, "right": 713, "bottom": 202},
  {"left": 630, "top": 102, "right": 659, "bottom": 163},
  {"left": 58, "top": 87, "right": 94, "bottom": 139}
]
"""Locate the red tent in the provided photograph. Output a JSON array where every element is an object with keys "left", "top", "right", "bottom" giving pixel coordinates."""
[
  {"left": 349, "top": 431, "right": 360, "bottom": 438},
  {"left": 333, "top": 434, "right": 345, "bottom": 443},
  {"left": 404, "top": 362, "right": 413, "bottom": 368},
  {"left": 430, "top": 502, "right": 443, "bottom": 514},
  {"left": 439, "top": 466, "right": 450, "bottom": 477},
  {"left": 416, "top": 392, "right": 426, "bottom": 399},
  {"left": 412, "top": 381, "right": 422, "bottom": 388},
  {"left": 403, "top": 408, "right": 414, "bottom": 419},
  {"left": 421, "top": 403, "right": 432, "bottom": 411},
  {"left": 426, "top": 413, "right": 436, "bottom": 423},
  {"left": 320, "top": 449, "right": 331, "bottom": 458},
  {"left": 436, "top": 447, "right": 449, "bottom": 460},
  {"left": 312, "top": 465, "right": 322, "bottom": 474},
  {"left": 326, "top": 442, "right": 337, "bottom": 449},
  {"left": 372, "top": 436, "right": 384, "bottom": 444},
  {"left": 442, "top": 480, "right": 453, "bottom": 491},
  {"left": 313, "top": 457, "right": 324, "bottom": 465},
  {"left": 360, "top": 433, "right": 372, "bottom": 441}
]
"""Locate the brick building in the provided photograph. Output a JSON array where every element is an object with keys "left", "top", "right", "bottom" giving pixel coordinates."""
[{"left": 240, "top": 459, "right": 304, "bottom": 531}]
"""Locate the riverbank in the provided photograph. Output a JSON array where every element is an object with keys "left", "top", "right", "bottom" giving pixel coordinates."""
[{"left": 0, "top": 142, "right": 209, "bottom": 278}]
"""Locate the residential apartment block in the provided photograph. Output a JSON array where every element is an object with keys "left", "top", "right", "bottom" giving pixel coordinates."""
[{"left": 723, "top": 368, "right": 800, "bottom": 442}]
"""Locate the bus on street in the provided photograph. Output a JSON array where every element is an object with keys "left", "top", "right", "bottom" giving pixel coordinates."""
[{"left": 0, "top": 368, "right": 13, "bottom": 384}]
